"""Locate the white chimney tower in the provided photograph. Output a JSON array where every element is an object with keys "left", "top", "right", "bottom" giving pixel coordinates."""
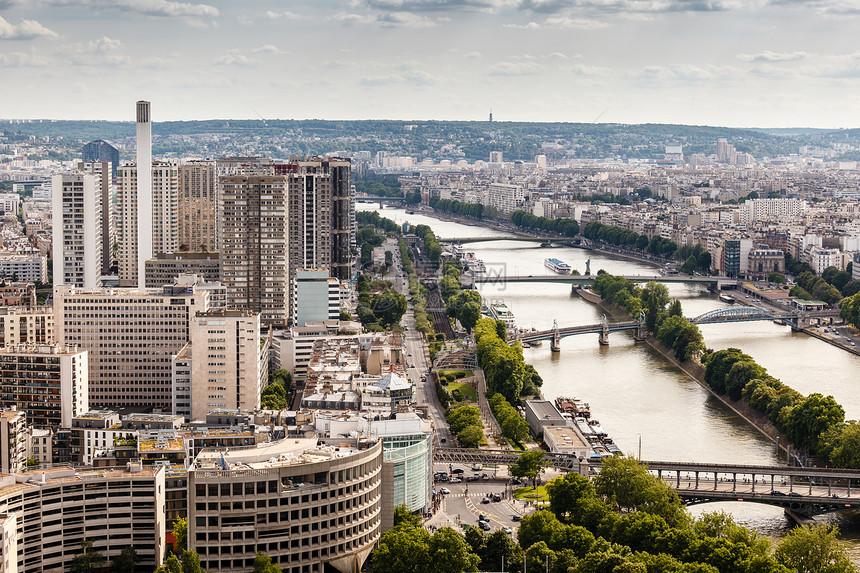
[{"left": 135, "top": 100, "right": 152, "bottom": 289}]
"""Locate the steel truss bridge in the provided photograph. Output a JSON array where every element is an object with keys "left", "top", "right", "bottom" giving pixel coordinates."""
[
  {"left": 647, "top": 460, "right": 860, "bottom": 516},
  {"left": 440, "top": 236, "right": 571, "bottom": 245},
  {"left": 432, "top": 451, "right": 860, "bottom": 516},
  {"left": 516, "top": 307, "right": 806, "bottom": 349},
  {"left": 473, "top": 273, "right": 735, "bottom": 287}
]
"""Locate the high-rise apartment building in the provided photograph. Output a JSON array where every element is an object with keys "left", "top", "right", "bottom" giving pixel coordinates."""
[
  {"left": 178, "top": 161, "right": 218, "bottom": 253},
  {"left": 54, "top": 280, "right": 209, "bottom": 411},
  {"left": 288, "top": 160, "right": 333, "bottom": 282},
  {"left": 116, "top": 160, "right": 179, "bottom": 287},
  {"left": 0, "top": 410, "right": 28, "bottom": 474},
  {"left": 81, "top": 139, "right": 119, "bottom": 180},
  {"left": 0, "top": 344, "right": 88, "bottom": 428},
  {"left": 219, "top": 173, "right": 289, "bottom": 325},
  {"left": 326, "top": 158, "right": 352, "bottom": 281},
  {"left": 77, "top": 161, "right": 114, "bottom": 274},
  {"left": 51, "top": 172, "right": 102, "bottom": 287},
  {"left": 0, "top": 308, "right": 54, "bottom": 346},
  {"left": 172, "top": 309, "right": 267, "bottom": 421}
]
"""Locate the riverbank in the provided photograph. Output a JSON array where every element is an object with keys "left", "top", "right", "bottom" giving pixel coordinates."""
[
  {"left": 803, "top": 327, "right": 860, "bottom": 358},
  {"left": 573, "top": 288, "right": 791, "bottom": 460}
]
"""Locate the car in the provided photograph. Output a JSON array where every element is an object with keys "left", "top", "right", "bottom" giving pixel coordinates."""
[
  {"left": 440, "top": 487, "right": 450, "bottom": 494},
  {"left": 511, "top": 515, "right": 521, "bottom": 522},
  {"left": 479, "top": 521, "right": 491, "bottom": 531},
  {"left": 452, "top": 468, "right": 465, "bottom": 474},
  {"left": 472, "top": 464, "right": 482, "bottom": 471},
  {"left": 788, "top": 492, "right": 803, "bottom": 497},
  {"left": 466, "top": 476, "right": 479, "bottom": 482},
  {"left": 478, "top": 514, "right": 488, "bottom": 522},
  {"left": 481, "top": 497, "right": 490, "bottom": 504},
  {"left": 492, "top": 494, "right": 502, "bottom": 502},
  {"left": 501, "top": 526, "right": 513, "bottom": 535},
  {"left": 449, "top": 478, "right": 462, "bottom": 484},
  {"left": 482, "top": 475, "right": 490, "bottom": 480},
  {"left": 511, "top": 478, "right": 522, "bottom": 485},
  {"left": 769, "top": 490, "right": 785, "bottom": 496}
]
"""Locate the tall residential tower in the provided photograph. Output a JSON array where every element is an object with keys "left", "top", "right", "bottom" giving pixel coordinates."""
[{"left": 136, "top": 100, "right": 152, "bottom": 289}]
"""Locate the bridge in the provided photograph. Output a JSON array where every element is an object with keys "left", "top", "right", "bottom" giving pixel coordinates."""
[
  {"left": 472, "top": 273, "right": 736, "bottom": 289},
  {"left": 355, "top": 196, "right": 407, "bottom": 202},
  {"left": 440, "top": 236, "right": 571, "bottom": 245},
  {"left": 647, "top": 460, "right": 860, "bottom": 517},
  {"left": 433, "top": 450, "right": 860, "bottom": 516},
  {"left": 516, "top": 307, "right": 805, "bottom": 351}
]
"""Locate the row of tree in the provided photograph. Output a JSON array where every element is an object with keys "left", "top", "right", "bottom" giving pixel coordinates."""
[
  {"left": 791, "top": 267, "right": 860, "bottom": 305},
  {"left": 841, "top": 291, "right": 860, "bottom": 331},
  {"left": 412, "top": 224, "right": 442, "bottom": 269},
  {"left": 429, "top": 196, "right": 484, "bottom": 218},
  {"left": 356, "top": 274, "right": 408, "bottom": 330},
  {"left": 702, "top": 348, "right": 860, "bottom": 466},
  {"left": 510, "top": 210, "right": 580, "bottom": 237},
  {"left": 474, "top": 318, "right": 543, "bottom": 403},
  {"left": 489, "top": 393, "right": 530, "bottom": 443},
  {"left": 677, "top": 243, "right": 712, "bottom": 274},
  {"left": 372, "top": 455, "right": 854, "bottom": 573},
  {"left": 445, "top": 403, "right": 484, "bottom": 448}
]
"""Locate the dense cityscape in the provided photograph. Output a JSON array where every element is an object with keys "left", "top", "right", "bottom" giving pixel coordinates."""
[{"left": 0, "top": 105, "right": 857, "bottom": 573}]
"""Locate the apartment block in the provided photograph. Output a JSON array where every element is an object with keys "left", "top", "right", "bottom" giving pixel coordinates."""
[
  {"left": 51, "top": 172, "right": 102, "bottom": 287},
  {"left": 293, "top": 270, "right": 340, "bottom": 327},
  {"left": 178, "top": 162, "right": 218, "bottom": 253},
  {"left": 116, "top": 161, "right": 179, "bottom": 287},
  {"left": 0, "top": 465, "right": 165, "bottom": 572},
  {"left": 0, "top": 411, "right": 27, "bottom": 474},
  {"left": 145, "top": 252, "right": 221, "bottom": 288},
  {"left": 77, "top": 161, "right": 114, "bottom": 274},
  {"left": 188, "top": 438, "right": 382, "bottom": 573},
  {"left": 53, "top": 281, "right": 209, "bottom": 411},
  {"left": 0, "top": 344, "right": 88, "bottom": 428},
  {"left": 0, "top": 255, "right": 46, "bottom": 284},
  {"left": 0, "top": 308, "right": 54, "bottom": 346},
  {"left": 173, "top": 309, "right": 268, "bottom": 421}
]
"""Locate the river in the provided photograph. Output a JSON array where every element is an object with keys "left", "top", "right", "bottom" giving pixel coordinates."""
[{"left": 358, "top": 204, "right": 860, "bottom": 556}]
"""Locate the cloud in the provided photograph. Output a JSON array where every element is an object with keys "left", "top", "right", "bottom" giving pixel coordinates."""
[
  {"left": 487, "top": 60, "right": 544, "bottom": 75},
  {"left": 630, "top": 63, "right": 739, "bottom": 84},
  {"left": 544, "top": 15, "right": 608, "bottom": 28},
  {"left": 0, "top": 16, "right": 58, "bottom": 40},
  {"left": 519, "top": 0, "right": 736, "bottom": 14},
  {"left": 265, "top": 10, "right": 300, "bottom": 20},
  {"left": 767, "top": 0, "right": 860, "bottom": 15},
  {"left": 331, "top": 12, "right": 376, "bottom": 25},
  {"left": 48, "top": 0, "right": 218, "bottom": 18},
  {"left": 363, "top": 0, "right": 510, "bottom": 11},
  {"left": 737, "top": 50, "right": 808, "bottom": 62},
  {"left": 212, "top": 53, "right": 259, "bottom": 66},
  {"left": 0, "top": 51, "right": 53, "bottom": 66},
  {"left": 377, "top": 11, "right": 450, "bottom": 25},
  {"left": 251, "top": 44, "right": 280, "bottom": 54},
  {"left": 359, "top": 69, "right": 441, "bottom": 86},
  {"left": 67, "top": 37, "right": 130, "bottom": 66}
]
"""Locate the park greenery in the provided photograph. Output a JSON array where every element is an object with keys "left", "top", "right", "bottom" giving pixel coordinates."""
[
  {"left": 429, "top": 196, "right": 484, "bottom": 218},
  {"left": 412, "top": 224, "right": 442, "bottom": 270},
  {"left": 841, "top": 291, "right": 860, "bottom": 330},
  {"left": 474, "top": 318, "right": 543, "bottom": 404},
  {"left": 354, "top": 172, "right": 403, "bottom": 198},
  {"left": 592, "top": 273, "right": 705, "bottom": 361},
  {"left": 703, "top": 348, "right": 860, "bottom": 466},
  {"left": 260, "top": 369, "right": 292, "bottom": 410},
  {"left": 510, "top": 210, "right": 580, "bottom": 237},
  {"left": 444, "top": 403, "right": 485, "bottom": 448},
  {"left": 510, "top": 449, "right": 547, "bottom": 488},
  {"left": 372, "top": 455, "right": 855, "bottom": 573}
]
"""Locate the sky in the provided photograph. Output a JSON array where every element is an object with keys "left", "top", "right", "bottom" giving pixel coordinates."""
[{"left": 1, "top": 0, "right": 860, "bottom": 127}]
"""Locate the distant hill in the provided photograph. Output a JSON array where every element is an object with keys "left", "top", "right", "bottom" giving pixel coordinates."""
[{"left": 1, "top": 119, "right": 841, "bottom": 161}]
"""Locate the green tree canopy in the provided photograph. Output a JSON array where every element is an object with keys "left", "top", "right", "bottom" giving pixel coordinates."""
[
  {"left": 511, "top": 449, "right": 547, "bottom": 488},
  {"left": 774, "top": 524, "right": 855, "bottom": 573},
  {"left": 253, "top": 552, "right": 283, "bottom": 573}
]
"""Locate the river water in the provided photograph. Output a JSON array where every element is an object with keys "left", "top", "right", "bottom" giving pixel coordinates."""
[{"left": 359, "top": 204, "right": 860, "bottom": 556}]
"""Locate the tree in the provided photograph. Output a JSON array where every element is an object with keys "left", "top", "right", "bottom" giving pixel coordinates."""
[
  {"left": 640, "top": 282, "right": 670, "bottom": 332},
  {"left": 156, "top": 555, "right": 182, "bottom": 573},
  {"left": 593, "top": 455, "right": 684, "bottom": 525},
  {"left": 480, "top": 530, "right": 522, "bottom": 572},
  {"left": 180, "top": 551, "right": 203, "bottom": 573},
  {"left": 371, "top": 525, "right": 431, "bottom": 573},
  {"left": 112, "top": 546, "right": 140, "bottom": 573},
  {"left": 681, "top": 255, "right": 697, "bottom": 274},
  {"left": 769, "top": 272, "right": 786, "bottom": 284},
  {"left": 394, "top": 504, "right": 423, "bottom": 528},
  {"left": 253, "top": 552, "right": 283, "bottom": 573},
  {"left": 457, "top": 424, "right": 483, "bottom": 448},
  {"left": 173, "top": 517, "right": 188, "bottom": 553},
  {"left": 511, "top": 449, "right": 546, "bottom": 488},
  {"left": 546, "top": 472, "right": 598, "bottom": 523},
  {"left": 517, "top": 510, "right": 565, "bottom": 550},
  {"left": 70, "top": 540, "right": 106, "bottom": 573},
  {"left": 428, "top": 527, "right": 480, "bottom": 573},
  {"left": 372, "top": 290, "right": 407, "bottom": 326},
  {"left": 775, "top": 524, "right": 854, "bottom": 573},
  {"left": 458, "top": 301, "right": 482, "bottom": 333},
  {"left": 821, "top": 421, "right": 860, "bottom": 469},
  {"left": 261, "top": 382, "right": 288, "bottom": 410},
  {"left": 786, "top": 393, "right": 845, "bottom": 455}
]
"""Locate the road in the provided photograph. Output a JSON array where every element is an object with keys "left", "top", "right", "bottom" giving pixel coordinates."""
[
  {"left": 384, "top": 238, "right": 453, "bottom": 447},
  {"left": 661, "top": 476, "right": 860, "bottom": 499}
]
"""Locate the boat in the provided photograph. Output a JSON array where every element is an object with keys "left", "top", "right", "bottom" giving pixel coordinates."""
[
  {"left": 487, "top": 300, "right": 516, "bottom": 331},
  {"left": 555, "top": 396, "right": 591, "bottom": 418},
  {"left": 462, "top": 252, "right": 486, "bottom": 275},
  {"left": 719, "top": 293, "right": 735, "bottom": 304},
  {"left": 544, "top": 258, "right": 571, "bottom": 274}
]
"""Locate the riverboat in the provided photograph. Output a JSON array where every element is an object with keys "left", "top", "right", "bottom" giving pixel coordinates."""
[
  {"left": 463, "top": 252, "right": 486, "bottom": 275},
  {"left": 487, "top": 300, "right": 516, "bottom": 331},
  {"left": 555, "top": 396, "right": 591, "bottom": 418},
  {"left": 544, "top": 258, "right": 571, "bottom": 274},
  {"left": 719, "top": 293, "right": 735, "bottom": 304}
]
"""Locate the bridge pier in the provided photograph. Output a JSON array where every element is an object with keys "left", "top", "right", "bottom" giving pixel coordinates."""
[
  {"left": 598, "top": 317, "right": 610, "bottom": 346},
  {"left": 550, "top": 333, "right": 561, "bottom": 353}
]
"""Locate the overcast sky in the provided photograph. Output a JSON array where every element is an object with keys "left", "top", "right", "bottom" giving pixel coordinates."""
[{"left": 1, "top": 0, "right": 859, "bottom": 127}]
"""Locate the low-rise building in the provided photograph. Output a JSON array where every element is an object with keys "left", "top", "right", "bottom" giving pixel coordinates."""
[
  {"left": 0, "top": 254, "right": 46, "bottom": 283},
  {"left": 543, "top": 426, "right": 590, "bottom": 458},
  {"left": 524, "top": 400, "right": 566, "bottom": 436}
]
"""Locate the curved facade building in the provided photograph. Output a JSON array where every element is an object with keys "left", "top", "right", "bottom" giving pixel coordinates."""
[
  {"left": 188, "top": 438, "right": 382, "bottom": 573},
  {"left": 380, "top": 433, "right": 432, "bottom": 531}
]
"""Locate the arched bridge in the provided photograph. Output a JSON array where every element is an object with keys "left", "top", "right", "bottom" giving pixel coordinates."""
[
  {"left": 647, "top": 460, "right": 860, "bottom": 517},
  {"left": 516, "top": 306, "right": 806, "bottom": 351},
  {"left": 440, "top": 236, "right": 568, "bottom": 245},
  {"left": 690, "top": 306, "right": 799, "bottom": 326},
  {"left": 473, "top": 274, "right": 736, "bottom": 288}
]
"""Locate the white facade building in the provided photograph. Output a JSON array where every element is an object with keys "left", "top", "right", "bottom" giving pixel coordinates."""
[
  {"left": 52, "top": 172, "right": 102, "bottom": 288},
  {"left": 0, "top": 255, "right": 46, "bottom": 283},
  {"left": 293, "top": 270, "right": 340, "bottom": 327},
  {"left": 136, "top": 100, "right": 152, "bottom": 290}
]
